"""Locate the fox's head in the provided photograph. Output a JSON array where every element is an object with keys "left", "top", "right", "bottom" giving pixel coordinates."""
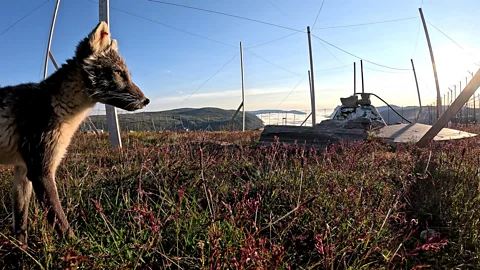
[{"left": 75, "top": 21, "right": 149, "bottom": 111}]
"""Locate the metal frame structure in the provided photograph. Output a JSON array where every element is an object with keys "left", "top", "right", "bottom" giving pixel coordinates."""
[
  {"left": 43, "top": 0, "right": 99, "bottom": 135},
  {"left": 228, "top": 42, "right": 246, "bottom": 131},
  {"left": 307, "top": 26, "right": 316, "bottom": 126},
  {"left": 240, "top": 41, "right": 246, "bottom": 131},
  {"left": 419, "top": 7, "right": 441, "bottom": 120},
  {"left": 99, "top": 0, "right": 123, "bottom": 148},
  {"left": 43, "top": 0, "right": 60, "bottom": 80},
  {"left": 417, "top": 68, "right": 480, "bottom": 147},
  {"left": 411, "top": 59, "right": 422, "bottom": 122}
]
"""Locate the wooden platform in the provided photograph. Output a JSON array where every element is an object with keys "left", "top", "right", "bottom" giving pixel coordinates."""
[
  {"left": 258, "top": 123, "right": 478, "bottom": 148},
  {"left": 258, "top": 125, "right": 367, "bottom": 148},
  {"left": 371, "top": 123, "right": 477, "bottom": 143}
]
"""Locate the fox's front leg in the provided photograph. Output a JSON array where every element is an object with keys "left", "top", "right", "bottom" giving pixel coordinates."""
[
  {"left": 25, "top": 161, "right": 74, "bottom": 238},
  {"left": 12, "top": 165, "right": 33, "bottom": 244}
]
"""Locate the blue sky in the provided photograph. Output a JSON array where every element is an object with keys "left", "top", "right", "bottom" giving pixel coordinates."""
[{"left": 1, "top": 0, "right": 480, "bottom": 114}]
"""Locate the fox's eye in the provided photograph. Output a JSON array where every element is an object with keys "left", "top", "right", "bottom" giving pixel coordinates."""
[
  {"left": 114, "top": 69, "right": 127, "bottom": 81},
  {"left": 114, "top": 69, "right": 122, "bottom": 76}
]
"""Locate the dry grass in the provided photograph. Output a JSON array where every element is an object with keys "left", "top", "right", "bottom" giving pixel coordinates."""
[{"left": 0, "top": 128, "right": 478, "bottom": 269}]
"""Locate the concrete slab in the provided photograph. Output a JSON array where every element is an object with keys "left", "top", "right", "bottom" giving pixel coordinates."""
[{"left": 372, "top": 123, "right": 477, "bottom": 143}]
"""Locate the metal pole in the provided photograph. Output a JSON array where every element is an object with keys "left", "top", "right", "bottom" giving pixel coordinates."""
[
  {"left": 300, "top": 112, "right": 312, "bottom": 126},
  {"left": 48, "top": 51, "right": 59, "bottom": 70},
  {"left": 151, "top": 116, "right": 156, "bottom": 132},
  {"left": 419, "top": 8, "right": 441, "bottom": 120},
  {"left": 417, "top": 68, "right": 480, "bottom": 147},
  {"left": 361, "top": 60, "right": 365, "bottom": 93},
  {"left": 228, "top": 102, "right": 244, "bottom": 131},
  {"left": 388, "top": 107, "right": 390, "bottom": 124},
  {"left": 460, "top": 81, "right": 462, "bottom": 123},
  {"left": 353, "top": 62, "right": 356, "bottom": 95},
  {"left": 240, "top": 41, "right": 246, "bottom": 131},
  {"left": 473, "top": 95, "right": 480, "bottom": 124},
  {"left": 428, "top": 105, "right": 431, "bottom": 124},
  {"left": 427, "top": 104, "right": 431, "bottom": 125},
  {"left": 307, "top": 26, "right": 316, "bottom": 126},
  {"left": 43, "top": 0, "right": 61, "bottom": 80},
  {"left": 470, "top": 95, "right": 477, "bottom": 123},
  {"left": 308, "top": 70, "right": 315, "bottom": 127},
  {"left": 100, "top": 0, "right": 122, "bottom": 148},
  {"left": 443, "top": 94, "right": 446, "bottom": 115},
  {"left": 466, "top": 99, "right": 469, "bottom": 126},
  {"left": 475, "top": 94, "right": 480, "bottom": 123},
  {"left": 308, "top": 70, "right": 312, "bottom": 94},
  {"left": 411, "top": 59, "right": 422, "bottom": 122},
  {"left": 86, "top": 117, "right": 100, "bottom": 135},
  {"left": 432, "top": 105, "right": 434, "bottom": 123},
  {"left": 449, "top": 88, "right": 453, "bottom": 105},
  {"left": 454, "top": 85, "right": 457, "bottom": 120},
  {"left": 308, "top": 70, "right": 313, "bottom": 108}
]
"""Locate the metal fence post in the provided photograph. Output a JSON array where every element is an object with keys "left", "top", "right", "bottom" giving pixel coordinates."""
[{"left": 100, "top": 0, "right": 122, "bottom": 148}]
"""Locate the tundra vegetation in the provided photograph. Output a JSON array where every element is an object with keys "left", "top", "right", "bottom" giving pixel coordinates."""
[{"left": 0, "top": 126, "right": 479, "bottom": 269}]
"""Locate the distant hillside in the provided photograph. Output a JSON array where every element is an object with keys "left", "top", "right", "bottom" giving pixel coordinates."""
[
  {"left": 87, "top": 107, "right": 264, "bottom": 132},
  {"left": 376, "top": 105, "right": 417, "bottom": 113},
  {"left": 249, "top": 109, "right": 307, "bottom": 115}
]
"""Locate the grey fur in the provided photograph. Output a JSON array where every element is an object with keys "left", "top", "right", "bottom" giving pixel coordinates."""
[{"left": 0, "top": 21, "right": 149, "bottom": 244}]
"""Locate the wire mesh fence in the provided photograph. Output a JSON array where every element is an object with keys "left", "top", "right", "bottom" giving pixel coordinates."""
[
  {"left": 81, "top": 88, "right": 480, "bottom": 134},
  {"left": 421, "top": 84, "right": 480, "bottom": 126},
  {"left": 255, "top": 108, "right": 334, "bottom": 126},
  {"left": 80, "top": 108, "right": 335, "bottom": 133},
  {"left": 83, "top": 109, "right": 237, "bottom": 132}
]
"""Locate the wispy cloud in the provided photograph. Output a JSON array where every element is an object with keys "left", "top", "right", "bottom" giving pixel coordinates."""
[
  {"left": 145, "top": 83, "right": 355, "bottom": 111},
  {"left": 154, "top": 87, "right": 297, "bottom": 103}
]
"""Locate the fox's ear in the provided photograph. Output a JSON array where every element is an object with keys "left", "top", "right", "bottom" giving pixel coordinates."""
[
  {"left": 110, "top": 39, "right": 119, "bottom": 52},
  {"left": 88, "top": 21, "right": 111, "bottom": 54}
]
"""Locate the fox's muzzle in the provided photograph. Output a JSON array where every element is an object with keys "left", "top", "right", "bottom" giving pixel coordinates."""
[
  {"left": 100, "top": 82, "right": 149, "bottom": 111},
  {"left": 129, "top": 82, "right": 149, "bottom": 109},
  {"left": 121, "top": 82, "right": 149, "bottom": 111}
]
